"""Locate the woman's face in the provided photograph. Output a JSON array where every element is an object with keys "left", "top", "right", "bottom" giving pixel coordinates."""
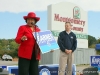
[{"left": 27, "top": 18, "right": 36, "bottom": 27}]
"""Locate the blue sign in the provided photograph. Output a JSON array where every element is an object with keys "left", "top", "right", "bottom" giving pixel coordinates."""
[
  {"left": 7, "top": 66, "right": 18, "bottom": 74},
  {"left": 90, "top": 56, "right": 100, "bottom": 67},
  {"left": 40, "top": 68, "right": 51, "bottom": 75},
  {"left": 95, "top": 44, "right": 100, "bottom": 50},
  {"left": 0, "top": 66, "right": 7, "bottom": 70},
  {"left": 33, "top": 30, "right": 59, "bottom": 54},
  {"left": 4, "top": 64, "right": 76, "bottom": 75}
]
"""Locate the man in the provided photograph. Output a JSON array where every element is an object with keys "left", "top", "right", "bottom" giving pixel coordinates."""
[{"left": 57, "top": 22, "right": 77, "bottom": 75}]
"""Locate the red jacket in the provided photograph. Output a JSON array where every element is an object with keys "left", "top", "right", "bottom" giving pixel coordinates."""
[{"left": 15, "top": 25, "right": 41, "bottom": 60}]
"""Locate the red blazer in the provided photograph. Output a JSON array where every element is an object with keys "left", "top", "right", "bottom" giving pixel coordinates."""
[{"left": 15, "top": 25, "right": 41, "bottom": 60}]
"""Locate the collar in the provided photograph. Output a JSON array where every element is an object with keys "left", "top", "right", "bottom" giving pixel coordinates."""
[{"left": 66, "top": 31, "right": 71, "bottom": 34}]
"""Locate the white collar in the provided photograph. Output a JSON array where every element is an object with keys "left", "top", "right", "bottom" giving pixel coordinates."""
[{"left": 66, "top": 31, "right": 71, "bottom": 34}]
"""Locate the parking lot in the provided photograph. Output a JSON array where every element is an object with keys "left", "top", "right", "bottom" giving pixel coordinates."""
[{"left": 0, "top": 61, "right": 18, "bottom": 66}]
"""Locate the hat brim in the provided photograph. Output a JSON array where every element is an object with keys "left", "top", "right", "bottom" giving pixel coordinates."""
[{"left": 23, "top": 16, "right": 40, "bottom": 21}]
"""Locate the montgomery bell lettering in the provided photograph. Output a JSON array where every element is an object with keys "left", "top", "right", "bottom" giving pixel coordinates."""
[{"left": 54, "top": 14, "right": 85, "bottom": 32}]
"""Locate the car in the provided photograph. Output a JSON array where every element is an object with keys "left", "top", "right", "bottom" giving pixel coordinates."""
[{"left": 2, "top": 54, "right": 13, "bottom": 61}]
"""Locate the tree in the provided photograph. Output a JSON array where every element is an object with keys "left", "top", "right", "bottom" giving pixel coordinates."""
[
  {"left": 0, "top": 39, "right": 19, "bottom": 57},
  {"left": 96, "top": 38, "right": 100, "bottom": 44},
  {"left": 88, "top": 35, "right": 97, "bottom": 48},
  {"left": 0, "top": 43, "right": 3, "bottom": 50},
  {"left": 9, "top": 41, "right": 19, "bottom": 50}
]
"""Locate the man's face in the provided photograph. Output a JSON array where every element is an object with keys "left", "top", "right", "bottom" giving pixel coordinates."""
[
  {"left": 65, "top": 23, "right": 72, "bottom": 31},
  {"left": 27, "top": 18, "right": 36, "bottom": 26}
]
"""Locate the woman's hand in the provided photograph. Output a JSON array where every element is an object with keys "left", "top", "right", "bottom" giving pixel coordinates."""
[
  {"left": 50, "top": 50, "right": 54, "bottom": 52},
  {"left": 21, "top": 36, "right": 27, "bottom": 41}
]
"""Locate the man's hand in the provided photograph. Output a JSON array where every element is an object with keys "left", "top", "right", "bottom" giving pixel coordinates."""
[
  {"left": 65, "top": 49, "right": 69, "bottom": 54},
  {"left": 68, "top": 50, "right": 72, "bottom": 53},
  {"left": 21, "top": 35, "right": 27, "bottom": 41},
  {"left": 65, "top": 49, "right": 72, "bottom": 54}
]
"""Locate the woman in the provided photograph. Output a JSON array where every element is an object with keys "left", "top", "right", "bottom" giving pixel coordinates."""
[{"left": 15, "top": 12, "right": 41, "bottom": 75}]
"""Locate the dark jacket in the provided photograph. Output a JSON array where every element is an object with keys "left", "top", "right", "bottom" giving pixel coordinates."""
[{"left": 57, "top": 31, "right": 77, "bottom": 52}]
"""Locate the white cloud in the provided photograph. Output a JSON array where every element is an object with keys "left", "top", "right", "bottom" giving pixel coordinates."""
[{"left": 0, "top": 0, "right": 100, "bottom": 13}]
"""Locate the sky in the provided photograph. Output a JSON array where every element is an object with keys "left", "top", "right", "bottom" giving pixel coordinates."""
[{"left": 0, "top": 0, "right": 100, "bottom": 39}]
